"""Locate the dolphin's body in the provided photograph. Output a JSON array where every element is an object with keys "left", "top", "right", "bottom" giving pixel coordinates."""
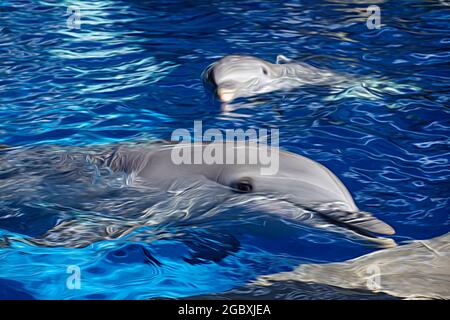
[
  {"left": 194, "top": 232, "right": 450, "bottom": 300},
  {"left": 203, "top": 55, "right": 345, "bottom": 102},
  {"left": 0, "top": 142, "right": 395, "bottom": 248},
  {"left": 202, "top": 55, "right": 421, "bottom": 106}
]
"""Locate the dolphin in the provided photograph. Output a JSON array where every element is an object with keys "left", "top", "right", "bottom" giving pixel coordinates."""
[
  {"left": 193, "top": 232, "right": 450, "bottom": 299},
  {"left": 202, "top": 55, "right": 346, "bottom": 102},
  {"left": 0, "top": 142, "right": 395, "bottom": 248},
  {"left": 102, "top": 142, "right": 394, "bottom": 233},
  {"left": 251, "top": 232, "right": 450, "bottom": 299},
  {"left": 202, "top": 55, "right": 421, "bottom": 106}
]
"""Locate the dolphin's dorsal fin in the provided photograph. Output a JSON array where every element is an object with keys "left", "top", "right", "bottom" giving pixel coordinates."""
[{"left": 276, "top": 55, "right": 292, "bottom": 64}]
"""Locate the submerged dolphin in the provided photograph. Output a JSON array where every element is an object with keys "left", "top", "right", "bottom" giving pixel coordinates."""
[
  {"left": 202, "top": 55, "right": 345, "bottom": 102},
  {"left": 194, "top": 232, "right": 450, "bottom": 299},
  {"left": 1, "top": 142, "right": 395, "bottom": 248},
  {"left": 253, "top": 232, "right": 450, "bottom": 299}
]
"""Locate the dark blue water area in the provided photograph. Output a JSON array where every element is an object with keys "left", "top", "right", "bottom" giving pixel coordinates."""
[{"left": 0, "top": 0, "right": 449, "bottom": 299}]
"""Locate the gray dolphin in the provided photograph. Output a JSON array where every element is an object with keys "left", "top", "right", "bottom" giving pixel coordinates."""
[
  {"left": 202, "top": 55, "right": 345, "bottom": 102},
  {"left": 1, "top": 142, "right": 395, "bottom": 248},
  {"left": 86, "top": 142, "right": 395, "bottom": 245}
]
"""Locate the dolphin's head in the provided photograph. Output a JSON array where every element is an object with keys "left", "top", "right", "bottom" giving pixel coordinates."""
[
  {"left": 130, "top": 143, "right": 355, "bottom": 208},
  {"left": 210, "top": 149, "right": 396, "bottom": 244},
  {"left": 203, "top": 55, "right": 278, "bottom": 102},
  {"left": 131, "top": 143, "right": 395, "bottom": 243},
  {"left": 214, "top": 151, "right": 356, "bottom": 210}
]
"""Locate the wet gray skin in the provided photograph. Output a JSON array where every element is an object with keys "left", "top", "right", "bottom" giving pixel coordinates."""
[{"left": 203, "top": 55, "right": 346, "bottom": 102}]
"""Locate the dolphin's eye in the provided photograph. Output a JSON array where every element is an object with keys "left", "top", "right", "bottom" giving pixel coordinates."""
[
  {"left": 261, "top": 67, "right": 268, "bottom": 75},
  {"left": 231, "top": 178, "right": 253, "bottom": 193}
]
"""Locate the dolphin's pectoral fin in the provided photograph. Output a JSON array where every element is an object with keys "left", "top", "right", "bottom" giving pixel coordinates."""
[
  {"left": 181, "top": 230, "right": 240, "bottom": 265},
  {"left": 276, "top": 55, "right": 292, "bottom": 64},
  {"left": 317, "top": 209, "right": 395, "bottom": 236}
]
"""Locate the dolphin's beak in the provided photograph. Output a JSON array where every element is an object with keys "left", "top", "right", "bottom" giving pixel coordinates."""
[{"left": 217, "top": 88, "right": 236, "bottom": 102}]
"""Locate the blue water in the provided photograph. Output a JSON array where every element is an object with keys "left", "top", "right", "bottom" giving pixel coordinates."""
[{"left": 0, "top": 0, "right": 449, "bottom": 299}]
